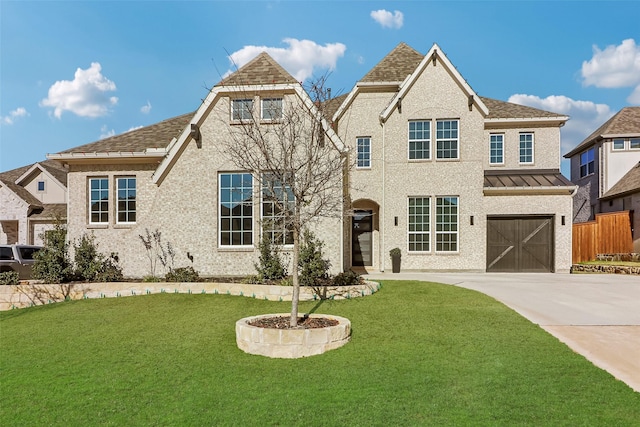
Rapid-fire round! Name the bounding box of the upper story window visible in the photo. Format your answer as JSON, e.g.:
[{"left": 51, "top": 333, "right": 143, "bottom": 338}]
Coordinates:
[
  {"left": 489, "top": 134, "right": 504, "bottom": 165},
  {"left": 37, "top": 181, "right": 45, "bottom": 192},
  {"left": 519, "top": 133, "right": 534, "bottom": 164},
  {"left": 612, "top": 139, "right": 625, "bottom": 150},
  {"left": 408, "top": 120, "right": 431, "bottom": 160},
  {"left": 631, "top": 138, "right": 640, "bottom": 149},
  {"left": 262, "top": 173, "right": 294, "bottom": 246},
  {"left": 356, "top": 137, "right": 371, "bottom": 168},
  {"left": 579, "top": 148, "right": 595, "bottom": 178},
  {"left": 219, "top": 172, "right": 253, "bottom": 247},
  {"left": 436, "top": 119, "right": 459, "bottom": 159},
  {"left": 116, "top": 177, "right": 136, "bottom": 224},
  {"left": 261, "top": 98, "right": 283, "bottom": 120},
  {"left": 89, "top": 178, "right": 109, "bottom": 224},
  {"left": 232, "top": 99, "right": 253, "bottom": 121}
]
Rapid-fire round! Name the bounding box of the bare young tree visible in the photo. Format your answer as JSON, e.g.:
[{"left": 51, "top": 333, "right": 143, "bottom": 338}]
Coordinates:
[{"left": 222, "top": 76, "right": 349, "bottom": 327}]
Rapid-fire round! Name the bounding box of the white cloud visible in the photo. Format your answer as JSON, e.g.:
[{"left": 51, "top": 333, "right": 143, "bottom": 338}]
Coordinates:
[
  {"left": 1, "top": 107, "right": 28, "bottom": 125},
  {"left": 227, "top": 38, "right": 346, "bottom": 82},
  {"left": 581, "top": 38, "right": 640, "bottom": 105},
  {"left": 40, "top": 62, "right": 118, "bottom": 118},
  {"left": 508, "top": 94, "right": 613, "bottom": 155},
  {"left": 140, "top": 101, "right": 152, "bottom": 114},
  {"left": 99, "top": 125, "right": 115, "bottom": 139},
  {"left": 370, "top": 9, "right": 404, "bottom": 29},
  {"left": 127, "top": 125, "right": 144, "bottom": 132}
]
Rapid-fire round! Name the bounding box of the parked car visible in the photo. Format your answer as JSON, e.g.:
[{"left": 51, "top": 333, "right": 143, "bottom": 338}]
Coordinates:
[{"left": 0, "top": 245, "right": 42, "bottom": 280}]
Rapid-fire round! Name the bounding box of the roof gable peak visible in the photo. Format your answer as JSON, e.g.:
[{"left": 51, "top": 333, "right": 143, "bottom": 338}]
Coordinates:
[{"left": 218, "top": 52, "right": 298, "bottom": 87}]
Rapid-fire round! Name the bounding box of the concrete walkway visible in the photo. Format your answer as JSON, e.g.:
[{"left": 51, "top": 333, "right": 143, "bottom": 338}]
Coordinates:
[{"left": 364, "top": 272, "right": 640, "bottom": 393}]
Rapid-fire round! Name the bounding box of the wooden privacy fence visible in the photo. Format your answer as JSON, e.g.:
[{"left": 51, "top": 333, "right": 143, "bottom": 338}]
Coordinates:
[{"left": 572, "top": 211, "right": 633, "bottom": 263}]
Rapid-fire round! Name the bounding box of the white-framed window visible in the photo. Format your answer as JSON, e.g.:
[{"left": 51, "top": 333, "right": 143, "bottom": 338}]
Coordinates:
[
  {"left": 408, "top": 197, "right": 430, "bottom": 252},
  {"left": 232, "top": 98, "right": 253, "bottom": 121},
  {"left": 436, "top": 119, "right": 459, "bottom": 159},
  {"left": 116, "top": 177, "right": 136, "bottom": 224},
  {"left": 261, "top": 98, "right": 283, "bottom": 120},
  {"left": 519, "top": 133, "right": 534, "bottom": 164},
  {"left": 408, "top": 120, "right": 431, "bottom": 160},
  {"left": 579, "top": 148, "right": 595, "bottom": 178},
  {"left": 261, "top": 173, "right": 294, "bottom": 246},
  {"left": 356, "top": 137, "right": 371, "bottom": 168},
  {"left": 219, "top": 172, "right": 253, "bottom": 247},
  {"left": 612, "top": 139, "right": 625, "bottom": 150},
  {"left": 631, "top": 138, "right": 640, "bottom": 149},
  {"left": 37, "top": 181, "right": 45, "bottom": 192},
  {"left": 489, "top": 134, "right": 504, "bottom": 164},
  {"left": 436, "top": 196, "right": 458, "bottom": 252},
  {"left": 89, "top": 178, "right": 109, "bottom": 224}
]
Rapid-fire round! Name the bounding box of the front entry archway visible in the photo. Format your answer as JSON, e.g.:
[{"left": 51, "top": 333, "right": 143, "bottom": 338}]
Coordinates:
[{"left": 352, "top": 210, "right": 373, "bottom": 266}]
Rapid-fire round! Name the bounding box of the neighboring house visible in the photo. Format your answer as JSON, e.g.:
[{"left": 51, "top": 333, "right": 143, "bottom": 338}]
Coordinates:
[
  {"left": 564, "top": 107, "right": 640, "bottom": 250},
  {"left": 48, "top": 43, "right": 576, "bottom": 277},
  {"left": 0, "top": 160, "right": 68, "bottom": 245}
]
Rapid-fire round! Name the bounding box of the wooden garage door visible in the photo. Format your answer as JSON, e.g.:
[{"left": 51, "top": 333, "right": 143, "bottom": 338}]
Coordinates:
[{"left": 487, "top": 217, "right": 554, "bottom": 272}]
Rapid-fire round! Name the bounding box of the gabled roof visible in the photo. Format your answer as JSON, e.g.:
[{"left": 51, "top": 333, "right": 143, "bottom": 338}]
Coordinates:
[
  {"left": 565, "top": 107, "right": 640, "bottom": 157},
  {"left": 480, "top": 97, "right": 567, "bottom": 120},
  {"left": 0, "top": 160, "right": 69, "bottom": 213},
  {"left": 53, "top": 113, "right": 193, "bottom": 157},
  {"left": 360, "top": 42, "right": 423, "bottom": 83},
  {"left": 217, "top": 52, "right": 298, "bottom": 86},
  {"left": 15, "top": 160, "right": 67, "bottom": 188},
  {"left": 601, "top": 162, "right": 640, "bottom": 200}
]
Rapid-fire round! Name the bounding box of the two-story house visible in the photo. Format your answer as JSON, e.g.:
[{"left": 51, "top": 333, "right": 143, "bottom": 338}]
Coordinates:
[
  {"left": 0, "top": 160, "right": 68, "bottom": 245},
  {"left": 565, "top": 107, "right": 640, "bottom": 250},
  {"left": 47, "top": 43, "right": 576, "bottom": 277}
]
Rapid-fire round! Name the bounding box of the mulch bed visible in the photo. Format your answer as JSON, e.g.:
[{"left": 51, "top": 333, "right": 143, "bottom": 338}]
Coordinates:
[{"left": 249, "top": 316, "right": 338, "bottom": 329}]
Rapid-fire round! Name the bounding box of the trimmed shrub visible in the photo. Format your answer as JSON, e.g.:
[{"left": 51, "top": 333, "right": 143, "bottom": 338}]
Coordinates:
[
  {"left": 254, "top": 235, "right": 287, "bottom": 282},
  {"left": 298, "top": 230, "right": 330, "bottom": 287},
  {"left": 0, "top": 271, "right": 19, "bottom": 286},
  {"left": 32, "top": 223, "right": 73, "bottom": 284},
  {"left": 165, "top": 266, "right": 200, "bottom": 282},
  {"left": 332, "top": 270, "right": 363, "bottom": 287},
  {"left": 73, "top": 233, "right": 123, "bottom": 282}
]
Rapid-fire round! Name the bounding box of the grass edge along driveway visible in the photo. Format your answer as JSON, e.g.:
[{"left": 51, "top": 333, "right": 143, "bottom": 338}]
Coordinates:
[{"left": 1, "top": 280, "right": 638, "bottom": 426}]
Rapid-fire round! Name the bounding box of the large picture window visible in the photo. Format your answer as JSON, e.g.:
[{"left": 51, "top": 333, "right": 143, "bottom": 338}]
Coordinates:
[
  {"left": 408, "top": 121, "right": 430, "bottom": 160},
  {"left": 232, "top": 99, "right": 253, "bottom": 121},
  {"left": 89, "top": 178, "right": 109, "bottom": 224},
  {"left": 436, "top": 119, "right": 459, "bottom": 159},
  {"left": 219, "top": 173, "right": 253, "bottom": 247},
  {"left": 436, "top": 196, "right": 458, "bottom": 252},
  {"left": 356, "top": 137, "right": 371, "bottom": 168},
  {"left": 408, "top": 197, "right": 430, "bottom": 252},
  {"left": 489, "top": 134, "right": 504, "bottom": 164},
  {"left": 579, "top": 148, "right": 595, "bottom": 178},
  {"left": 262, "top": 173, "right": 294, "bottom": 245},
  {"left": 519, "top": 133, "right": 534, "bottom": 164},
  {"left": 116, "top": 177, "right": 136, "bottom": 224}
]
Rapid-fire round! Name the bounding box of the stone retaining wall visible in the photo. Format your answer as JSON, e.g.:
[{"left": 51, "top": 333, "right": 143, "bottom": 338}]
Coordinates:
[
  {"left": 570, "top": 264, "right": 640, "bottom": 275},
  {"left": 0, "top": 281, "right": 381, "bottom": 311}
]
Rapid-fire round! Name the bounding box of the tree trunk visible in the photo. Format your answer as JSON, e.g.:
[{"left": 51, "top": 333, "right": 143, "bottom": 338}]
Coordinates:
[{"left": 290, "top": 227, "right": 300, "bottom": 328}]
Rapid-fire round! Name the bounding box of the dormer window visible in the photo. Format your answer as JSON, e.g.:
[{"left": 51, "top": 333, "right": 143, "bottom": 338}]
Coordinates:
[{"left": 232, "top": 99, "right": 253, "bottom": 121}]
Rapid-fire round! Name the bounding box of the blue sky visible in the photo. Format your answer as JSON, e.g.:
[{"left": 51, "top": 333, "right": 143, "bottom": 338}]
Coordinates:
[{"left": 1, "top": 1, "right": 639, "bottom": 177}]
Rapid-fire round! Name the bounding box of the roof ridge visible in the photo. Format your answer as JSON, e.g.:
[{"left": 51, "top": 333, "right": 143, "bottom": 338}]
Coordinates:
[
  {"left": 360, "top": 42, "right": 423, "bottom": 83},
  {"left": 217, "top": 52, "right": 298, "bottom": 86}
]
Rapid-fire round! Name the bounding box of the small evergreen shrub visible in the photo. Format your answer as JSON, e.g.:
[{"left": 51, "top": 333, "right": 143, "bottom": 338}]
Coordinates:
[
  {"left": 165, "top": 266, "right": 200, "bottom": 282},
  {"left": 32, "top": 223, "right": 73, "bottom": 284},
  {"left": 298, "top": 230, "right": 330, "bottom": 287},
  {"left": 73, "top": 234, "right": 123, "bottom": 282},
  {"left": 0, "top": 271, "right": 19, "bottom": 286},
  {"left": 332, "top": 270, "right": 363, "bottom": 287},
  {"left": 254, "top": 235, "right": 287, "bottom": 282}
]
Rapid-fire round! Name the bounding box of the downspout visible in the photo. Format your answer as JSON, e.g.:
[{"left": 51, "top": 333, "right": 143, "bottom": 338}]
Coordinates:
[{"left": 380, "top": 117, "right": 386, "bottom": 272}]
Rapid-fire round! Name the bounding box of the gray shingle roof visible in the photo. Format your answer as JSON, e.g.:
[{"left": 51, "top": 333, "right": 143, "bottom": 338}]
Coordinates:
[
  {"left": 480, "top": 97, "right": 567, "bottom": 120},
  {"left": 0, "top": 160, "right": 69, "bottom": 213},
  {"left": 360, "top": 42, "right": 423, "bottom": 83},
  {"left": 217, "top": 52, "right": 298, "bottom": 86},
  {"left": 601, "top": 162, "right": 640, "bottom": 199},
  {"left": 484, "top": 169, "right": 574, "bottom": 188},
  {"left": 58, "top": 112, "right": 193, "bottom": 154},
  {"left": 565, "top": 107, "right": 640, "bottom": 157}
]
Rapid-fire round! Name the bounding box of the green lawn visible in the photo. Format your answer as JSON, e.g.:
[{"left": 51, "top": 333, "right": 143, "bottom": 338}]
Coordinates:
[{"left": 1, "top": 281, "right": 638, "bottom": 426}]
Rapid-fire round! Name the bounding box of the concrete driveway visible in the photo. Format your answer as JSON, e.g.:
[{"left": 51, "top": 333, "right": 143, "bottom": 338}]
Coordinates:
[{"left": 364, "top": 272, "right": 640, "bottom": 393}]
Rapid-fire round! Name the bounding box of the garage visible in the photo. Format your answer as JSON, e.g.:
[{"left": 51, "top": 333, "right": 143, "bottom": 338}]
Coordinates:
[{"left": 486, "top": 216, "right": 554, "bottom": 272}]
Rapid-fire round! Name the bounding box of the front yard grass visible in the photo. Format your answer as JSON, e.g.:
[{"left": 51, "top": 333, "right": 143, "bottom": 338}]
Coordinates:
[{"left": 1, "top": 280, "right": 638, "bottom": 426}]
